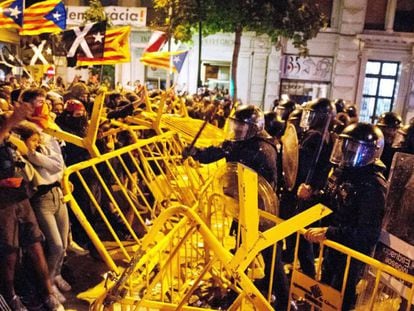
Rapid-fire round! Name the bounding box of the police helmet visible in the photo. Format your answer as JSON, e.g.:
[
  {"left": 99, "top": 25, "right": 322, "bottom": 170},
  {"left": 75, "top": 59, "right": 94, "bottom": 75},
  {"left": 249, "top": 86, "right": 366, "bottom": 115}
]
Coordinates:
[
  {"left": 344, "top": 104, "right": 358, "bottom": 119},
  {"left": 300, "top": 98, "right": 336, "bottom": 131},
  {"left": 264, "top": 111, "right": 285, "bottom": 138},
  {"left": 376, "top": 112, "right": 402, "bottom": 144},
  {"left": 376, "top": 112, "right": 402, "bottom": 129},
  {"left": 330, "top": 122, "right": 384, "bottom": 168},
  {"left": 333, "top": 98, "right": 346, "bottom": 114},
  {"left": 392, "top": 117, "right": 414, "bottom": 153},
  {"left": 225, "top": 104, "right": 265, "bottom": 141},
  {"left": 275, "top": 99, "right": 297, "bottom": 121}
]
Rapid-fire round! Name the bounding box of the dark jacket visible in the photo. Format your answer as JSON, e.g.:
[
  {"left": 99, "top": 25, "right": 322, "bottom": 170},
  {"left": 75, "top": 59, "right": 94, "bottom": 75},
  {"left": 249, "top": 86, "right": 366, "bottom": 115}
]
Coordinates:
[
  {"left": 192, "top": 135, "right": 278, "bottom": 190},
  {"left": 323, "top": 163, "right": 387, "bottom": 254}
]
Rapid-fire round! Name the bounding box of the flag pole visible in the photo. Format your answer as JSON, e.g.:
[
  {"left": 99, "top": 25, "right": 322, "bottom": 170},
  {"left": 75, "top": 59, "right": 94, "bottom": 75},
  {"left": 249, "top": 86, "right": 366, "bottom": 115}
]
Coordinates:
[{"left": 166, "top": 4, "right": 173, "bottom": 90}]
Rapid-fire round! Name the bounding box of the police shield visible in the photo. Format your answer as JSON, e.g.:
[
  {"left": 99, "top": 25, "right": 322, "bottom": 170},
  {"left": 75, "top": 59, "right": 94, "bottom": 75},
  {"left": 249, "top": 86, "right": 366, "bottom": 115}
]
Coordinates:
[
  {"left": 281, "top": 123, "right": 299, "bottom": 191},
  {"left": 212, "top": 162, "right": 279, "bottom": 230}
]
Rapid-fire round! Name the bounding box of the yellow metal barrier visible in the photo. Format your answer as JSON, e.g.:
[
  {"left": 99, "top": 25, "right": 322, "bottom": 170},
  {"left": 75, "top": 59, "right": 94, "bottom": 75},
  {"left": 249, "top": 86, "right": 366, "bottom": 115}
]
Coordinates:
[
  {"left": 62, "top": 131, "right": 219, "bottom": 274},
  {"left": 74, "top": 162, "right": 330, "bottom": 310},
  {"left": 290, "top": 232, "right": 414, "bottom": 310}
]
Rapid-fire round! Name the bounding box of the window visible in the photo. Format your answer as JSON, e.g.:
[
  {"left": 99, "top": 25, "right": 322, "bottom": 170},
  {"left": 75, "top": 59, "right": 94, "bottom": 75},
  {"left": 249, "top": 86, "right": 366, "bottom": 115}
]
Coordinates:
[
  {"left": 280, "top": 79, "right": 330, "bottom": 105},
  {"left": 316, "top": 0, "right": 333, "bottom": 27},
  {"left": 394, "top": 0, "right": 414, "bottom": 32},
  {"left": 364, "top": 0, "right": 387, "bottom": 30},
  {"left": 202, "top": 63, "right": 230, "bottom": 91},
  {"left": 360, "top": 61, "right": 400, "bottom": 123}
]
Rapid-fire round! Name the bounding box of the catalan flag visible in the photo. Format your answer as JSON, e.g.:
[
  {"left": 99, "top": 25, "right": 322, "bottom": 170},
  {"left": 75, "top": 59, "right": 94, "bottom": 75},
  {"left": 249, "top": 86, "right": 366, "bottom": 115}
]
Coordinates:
[
  {"left": 77, "top": 26, "right": 131, "bottom": 66},
  {"left": 0, "top": 0, "right": 23, "bottom": 30},
  {"left": 140, "top": 50, "right": 188, "bottom": 73},
  {"left": 20, "top": 0, "right": 66, "bottom": 36}
]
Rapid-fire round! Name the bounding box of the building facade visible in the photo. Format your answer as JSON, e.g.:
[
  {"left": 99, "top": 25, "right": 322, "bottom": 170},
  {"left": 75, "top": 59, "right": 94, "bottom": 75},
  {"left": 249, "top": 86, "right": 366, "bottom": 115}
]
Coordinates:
[{"left": 1, "top": 0, "right": 413, "bottom": 123}]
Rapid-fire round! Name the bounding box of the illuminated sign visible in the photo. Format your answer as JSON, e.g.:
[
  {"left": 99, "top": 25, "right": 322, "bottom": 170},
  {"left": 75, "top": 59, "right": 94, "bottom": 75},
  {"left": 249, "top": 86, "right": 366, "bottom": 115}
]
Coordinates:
[{"left": 66, "top": 6, "right": 146, "bottom": 28}]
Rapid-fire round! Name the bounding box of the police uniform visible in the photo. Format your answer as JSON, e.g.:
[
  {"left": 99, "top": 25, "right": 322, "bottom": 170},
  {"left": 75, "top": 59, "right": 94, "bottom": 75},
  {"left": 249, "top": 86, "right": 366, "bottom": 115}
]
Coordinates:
[
  {"left": 321, "top": 163, "right": 387, "bottom": 310},
  {"left": 187, "top": 104, "right": 289, "bottom": 310},
  {"left": 306, "top": 122, "right": 387, "bottom": 311}
]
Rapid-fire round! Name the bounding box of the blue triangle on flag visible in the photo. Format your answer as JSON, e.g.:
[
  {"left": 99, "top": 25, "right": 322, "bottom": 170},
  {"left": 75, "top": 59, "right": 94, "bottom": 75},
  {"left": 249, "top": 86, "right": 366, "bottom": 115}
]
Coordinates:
[
  {"left": 4, "top": 0, "right": 24, "bottom": 27},
  {"left": 45, "top": 1, "right": 66, "bottom": 30},
  {"left": 173, "top": 51, "right": 188, "bottom": 74}
]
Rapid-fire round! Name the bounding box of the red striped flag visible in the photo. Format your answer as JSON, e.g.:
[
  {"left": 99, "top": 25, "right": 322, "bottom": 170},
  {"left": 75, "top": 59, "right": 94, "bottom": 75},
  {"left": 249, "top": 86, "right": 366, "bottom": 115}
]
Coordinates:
[
  {"left": 143, "top": 31, "right": 167, "bottom": 53},
  {"left": 20, "top": 0, "right": 66, "bottom": 35},
  {"left": 77, "top": 26, "right": 131, "bottom": 66},
  {"left": 0, "top": 0, "right": 23, "bottom": 30}
]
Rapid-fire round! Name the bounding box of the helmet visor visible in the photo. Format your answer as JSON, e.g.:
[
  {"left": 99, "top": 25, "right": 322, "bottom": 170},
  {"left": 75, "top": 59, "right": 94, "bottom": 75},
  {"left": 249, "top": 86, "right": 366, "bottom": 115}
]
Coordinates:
[
  {"left": 299, "top": 109, "right": 313, "bottom": 130},
  {"left": 330, "top": 137, "right": 377, "bottom": 167},
  {"left": 225, "top": 118, "right": 256, "bottom": 141}
]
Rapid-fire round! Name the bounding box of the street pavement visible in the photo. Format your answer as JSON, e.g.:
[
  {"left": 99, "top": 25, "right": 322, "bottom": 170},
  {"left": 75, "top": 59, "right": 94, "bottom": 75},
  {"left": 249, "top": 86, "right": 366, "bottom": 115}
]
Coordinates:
[{"left": 61, "top": 250, "right": 108, "bottom": 311}]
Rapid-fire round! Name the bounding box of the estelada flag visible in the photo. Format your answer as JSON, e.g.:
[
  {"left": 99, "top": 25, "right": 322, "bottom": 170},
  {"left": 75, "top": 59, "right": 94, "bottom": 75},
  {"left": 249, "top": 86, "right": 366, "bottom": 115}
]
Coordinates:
[
  {"left": 0, "top": 0, "right": 23, "bottom": 30},
  {"left": 140, "top": 50, "right": 188, "bottom": 73},
  {"left": 20, "top": 0, "right": 66, "bottom": 35},
  {"left": 77, "top": 26, "right": 131, "bottom": 66}
]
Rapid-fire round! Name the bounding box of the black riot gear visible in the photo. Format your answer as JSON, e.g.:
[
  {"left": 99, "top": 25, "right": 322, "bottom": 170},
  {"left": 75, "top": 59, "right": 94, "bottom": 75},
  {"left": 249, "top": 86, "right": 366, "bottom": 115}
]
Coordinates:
[
  {"left": 286, "top": 106, "right": 303, "bottom": 135},
  {"left": 330, "top": 123, "right": 384, "bottom": 168},
  {"left": 377, "top": 111, "right": 402, "bottom": 129},
  {"left": 186, "top": 104, "right": 289, "bottom": 309},
  {"left": 333, "top": 98, "right": 346, "bottom": 114},
  {"left": 264, "top": 111, "right": 285, "bottom": 139},
  {"left": 376, "top": 111, "right": 402, "bottom": 145},
  {"left": 300, "top": 98, "right": 336, "bottom": 132},
  {"left": 376, "top": 112, "right": 402, "bottom": 178},
  {"left": 225, "top": 104, "right": 265, "bottom": 141},
  {"left": 392, "top": 117, "right": 414, "bottom": 154},
  {"left": 275, "top": 99, "right": 297, "bottom": 121}
]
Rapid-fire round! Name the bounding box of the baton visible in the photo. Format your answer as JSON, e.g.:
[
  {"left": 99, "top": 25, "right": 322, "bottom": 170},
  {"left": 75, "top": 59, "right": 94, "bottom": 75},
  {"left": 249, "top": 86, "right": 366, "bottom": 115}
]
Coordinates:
[
  {"left": 304, "top": 116, "right": 331, "bottom": 184},
  {"left": 185, "top": 105, "right": 218, "bottom": 155}
]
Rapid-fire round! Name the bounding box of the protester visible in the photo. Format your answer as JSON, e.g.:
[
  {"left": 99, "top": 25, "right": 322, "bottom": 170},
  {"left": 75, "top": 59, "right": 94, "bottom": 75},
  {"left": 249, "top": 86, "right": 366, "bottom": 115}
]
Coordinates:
[
  {"left": 0, "top": 89, "right": 64, "bottom": 311},
  {"left": 14, "top": 123, "right": 71, "bottom": 304}
]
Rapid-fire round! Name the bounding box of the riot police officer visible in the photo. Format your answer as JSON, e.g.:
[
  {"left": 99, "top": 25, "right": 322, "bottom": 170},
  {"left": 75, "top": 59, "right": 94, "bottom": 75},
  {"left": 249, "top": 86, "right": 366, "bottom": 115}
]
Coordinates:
[
  {"left": 333, "top": 98, "right": 346, "bottom": 114},
  {"left": 294, "top": 98, "right": 336, "bottom": 277},
  {"left": 275, "top": 99, "right": 298, "bottom": 122},
  {"left": 183, "top": 104, "right": 289, "bottom": 310},
  {"left": 303, "top": 122, "right": 387, "bottom": 311},
  {"left": 392, "top": 117, "right": 414, "bottom": 154},
  {"left": 376, "top": 111, "right": 402, "bottom": 178},
  {"left": 264, "top": 111, "right": 285, "bottom": 141}
]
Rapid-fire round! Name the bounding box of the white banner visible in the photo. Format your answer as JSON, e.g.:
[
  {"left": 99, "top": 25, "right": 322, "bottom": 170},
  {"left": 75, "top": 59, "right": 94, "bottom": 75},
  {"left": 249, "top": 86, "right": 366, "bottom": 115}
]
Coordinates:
[
  {"left": 66, "top": 6, "right": 146, "bottom": 28},
  {"left": 281, "top": 54, "right": 333, "bottom": 82}
]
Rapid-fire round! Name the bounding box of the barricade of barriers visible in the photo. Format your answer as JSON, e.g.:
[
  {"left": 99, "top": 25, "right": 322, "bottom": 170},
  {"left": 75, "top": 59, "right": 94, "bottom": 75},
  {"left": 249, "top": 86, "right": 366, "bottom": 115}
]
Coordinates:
[{"left": 53, "top": 91, "right": 414, "bottom": 310}]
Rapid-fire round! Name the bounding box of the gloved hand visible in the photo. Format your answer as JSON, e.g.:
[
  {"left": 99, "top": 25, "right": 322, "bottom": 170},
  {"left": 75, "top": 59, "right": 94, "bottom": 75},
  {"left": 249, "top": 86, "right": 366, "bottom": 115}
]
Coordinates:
[
  {"left": 182, "top": 146, "right": 196, "bottom": 160},
  {"left": 297, "top": 183, "right": 313, "bottom": 200}
]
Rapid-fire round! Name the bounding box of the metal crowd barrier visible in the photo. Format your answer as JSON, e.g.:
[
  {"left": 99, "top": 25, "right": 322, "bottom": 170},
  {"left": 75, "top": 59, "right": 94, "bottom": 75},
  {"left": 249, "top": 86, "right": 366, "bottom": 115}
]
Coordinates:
[
  {"left": 290, "top": 232, "right": 414, "bottom": 310},
  {"left": 57, "top": 91, "right": 414, "bottom": 310},
  {"left": 62, "top": 140, "right": 329, "bottom": 310},
  {"left": 87, "top": 162, "right": 329, "bottom": 311},
  {"left": 61, "top": 131, "right": 219, "bottom": 274}
]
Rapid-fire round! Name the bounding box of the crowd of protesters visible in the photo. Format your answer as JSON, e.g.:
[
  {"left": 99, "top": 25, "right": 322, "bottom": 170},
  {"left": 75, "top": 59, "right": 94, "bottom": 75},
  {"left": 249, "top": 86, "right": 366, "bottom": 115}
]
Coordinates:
[{"left": 1, "top": 70, "right": 414, "bottom": 311}]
